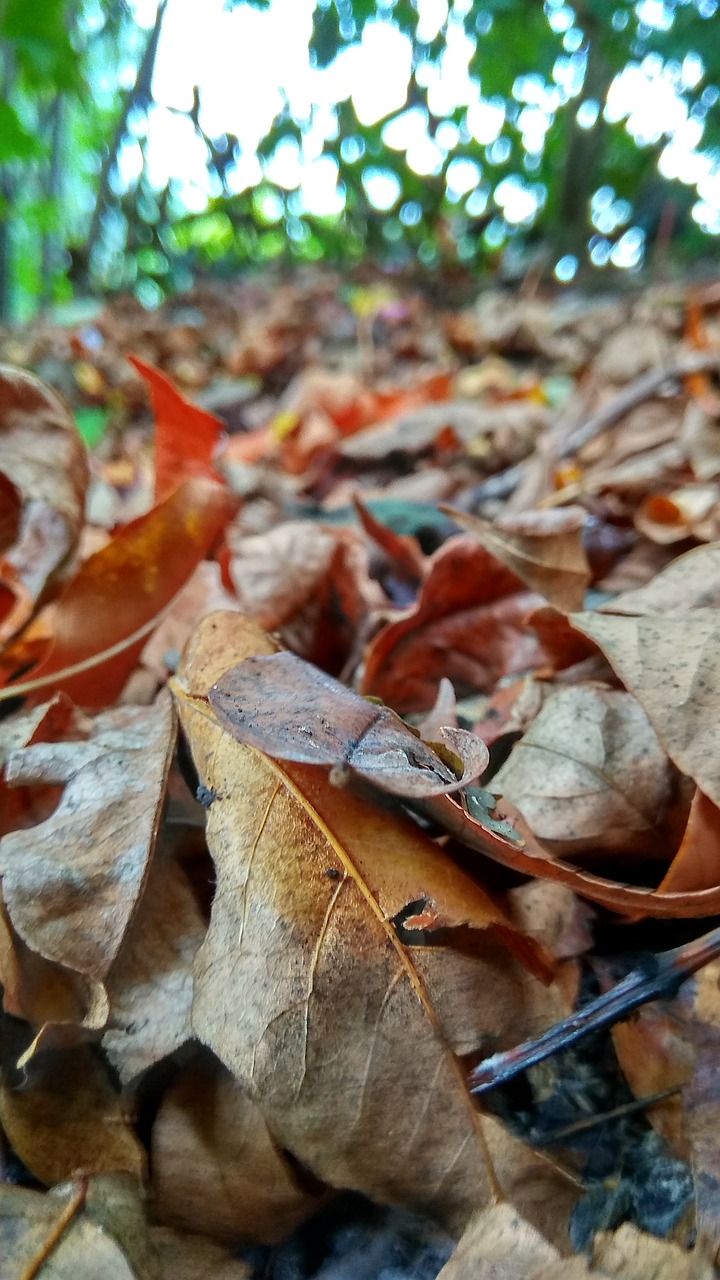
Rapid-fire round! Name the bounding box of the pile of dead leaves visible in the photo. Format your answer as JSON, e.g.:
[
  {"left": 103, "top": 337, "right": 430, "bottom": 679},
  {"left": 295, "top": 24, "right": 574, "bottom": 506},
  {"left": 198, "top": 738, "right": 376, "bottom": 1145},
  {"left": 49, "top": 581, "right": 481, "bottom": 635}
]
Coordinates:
[{"left": 3, "top": 273, "right": 720, "bottom": 1278}]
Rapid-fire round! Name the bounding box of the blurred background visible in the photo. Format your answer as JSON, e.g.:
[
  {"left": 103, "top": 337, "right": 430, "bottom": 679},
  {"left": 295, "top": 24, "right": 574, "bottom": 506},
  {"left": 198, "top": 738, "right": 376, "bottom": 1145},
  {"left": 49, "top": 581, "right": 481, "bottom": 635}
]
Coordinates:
[{"left": 2, "top": 0, "right": 720, "bottom": 322}]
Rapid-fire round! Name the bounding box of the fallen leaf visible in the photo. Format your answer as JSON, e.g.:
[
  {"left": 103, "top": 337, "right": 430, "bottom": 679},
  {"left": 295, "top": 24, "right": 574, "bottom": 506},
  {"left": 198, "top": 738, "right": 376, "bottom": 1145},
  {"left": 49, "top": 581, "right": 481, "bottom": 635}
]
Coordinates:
[
  {"left": 151, "top": 1053, "right": 326, "bottom": 1243},
  {"left": 176, "top": 612, "right": 567, "bottom": 1227},
  {"left": 129, "top": 354, "right": 225, "bottom": 502},
  {"left": 657, "top": 789, "right": 720, "bottom": 895},
  {"left": 340, "top": 400, "right": 549, "bottom": 461},
  {"left": 0, "top": 693, "right": 175, "bottom": 1048},
  {"left": 1, "top": 477, "right": 235, "bottom": 708},
  {"left": 362, "top": 536, "right": 551, "bottom": 713},
  {"left": 352, "top": 491, "right": 426, "bottom": 580},
  {"left": 208, "top": 649, "right": 489, "bottom": 799},
  {"left": 102, "top": 841, "right": 207, "bottom": 1087},
  {"left": 600, "top": 542, "right": 720, "bottom": 615},
  {"left": 443, "top": 505, "right": 591, "bottom": 612},
  {"left": 491, "top": 685, "right": 674, "bottom": 857},
  {"left": 151, "top": 1228, "right": 251, "bottom": 1280},
  {"left": 567, "top": 609, "right": 720, "bottom": 812},
  {"left": 0, "top": 1037, "right": 145, "bottom": 1185},
  {"left": 0, "top": 1174, "right": 156, "bottom": 1280},
  {"left": 140, "top": 559, "right": 240, "bottom": 681},
  {"left": 635, "top": 485, "right": 720, "bottom": 544},
  {"left": 0, "top": 365, "right": 89, "bottom": 644}
]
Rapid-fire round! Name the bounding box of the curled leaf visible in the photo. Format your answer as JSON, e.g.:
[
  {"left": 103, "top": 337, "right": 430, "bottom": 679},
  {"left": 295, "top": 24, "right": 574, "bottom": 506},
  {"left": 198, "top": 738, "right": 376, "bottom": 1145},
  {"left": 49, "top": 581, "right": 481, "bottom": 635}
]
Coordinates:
[{"left": 208, "top": 649, "right": 489, "bottom": 799}]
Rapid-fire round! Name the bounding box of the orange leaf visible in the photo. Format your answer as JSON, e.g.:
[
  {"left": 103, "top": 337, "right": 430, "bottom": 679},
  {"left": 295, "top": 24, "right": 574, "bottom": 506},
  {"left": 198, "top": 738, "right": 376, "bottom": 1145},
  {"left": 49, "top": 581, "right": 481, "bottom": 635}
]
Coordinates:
[
  {"left": 2, "top": 478, "right": 236, "bottom": 709},
  {"left": 128, "top": 355, "right": 226, "bottom": 502}
]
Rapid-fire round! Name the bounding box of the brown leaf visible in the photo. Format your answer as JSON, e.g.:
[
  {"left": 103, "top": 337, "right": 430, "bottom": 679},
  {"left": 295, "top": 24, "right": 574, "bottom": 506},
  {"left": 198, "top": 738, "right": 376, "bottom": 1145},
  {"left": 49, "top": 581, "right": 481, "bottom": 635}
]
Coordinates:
[
  {"left": 362, "top": 536, "right": 550, "bottom": 714},
  {"left": 340, "top": 400, "right": 549, "bottom": 460},
  {"left": 176, "top": 612, "right": 566, "bottom": 1226},
  {"left": 0, "top": 365, "right": 89, "bottom": 646},
  {"left": 102, "top": 844, "right": 207, "bottom": 1087},
  {"left": 443, "top": 506, "right": 591, "bottom": 612},
  {"left": 491, "top": 685, "right": 674, "bottom": 857},
  {"left": 567, "top": 610, "right": 720, "bottom": 812},
  {"left": 657, "top": 789, "right": 720, "bottom": 896},
  {"left": 0, "top": 694, "right": 175, "bottom": 1046},
  {"left": 0, "top": 1038, "right": 145, "bottom": 1185},
  {"left": 151, "top": 1054, "right": 326, "bottom": 1244},
  {"left": 438, "top": 1206, "right": 714, "bottom": 1280},
  {"left": 0, "top": 1174, "right": 156, "bottom": 1280},
  {"left": 600, "top": 541, "right": 720, "bottom": 615},
  {"left": 151, "top": 1228, "right": 251, "bottom": 1280},
  {"left": 1, "top": 477, "right": 235, "bottom": 709},
  {"left": 208, "top": 649, "right": 489, "bottom": 799},
  {"left": 224, "top": 517, "right": 384, "bottom": 673}
]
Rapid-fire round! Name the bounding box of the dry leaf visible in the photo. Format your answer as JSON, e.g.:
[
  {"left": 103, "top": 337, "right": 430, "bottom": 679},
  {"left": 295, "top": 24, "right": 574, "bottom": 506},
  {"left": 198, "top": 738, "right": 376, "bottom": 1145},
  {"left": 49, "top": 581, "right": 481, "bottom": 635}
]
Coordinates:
[
  {"left": 492, "top": 685, "right": 674, "bottom": 857},
  {"left": 176, "top": 611, "right": 569, "bottom": 1228},
  {"left": 340, "top": 400, "right": 549, "bottom": 460},
  {"left": 102, "top": 843, "right": 207, "bottom": 1086},
  {"left": 568, "top": 610, "right": 720, "bottom": 812},
  {"left": 128, "top": 354, "right": 225, "bottom": 502},
  {"left": 443, "top": 506, "right": 591, "bottom": 612},
  {"left": 362, "top": 536, "right": 550, "bottom": 714},
  {"left": 209, "top": 649, "right": 489, "bottom": 799},
  {"left": 0, "top": 693, "right": 175, "bottom": 1047},
  {"left": 151, "top": 1228, "right": 251, "bottom": 1280},
  {"left": 600, "top": 542, "right": 720, "bottom": 615},
  {"left": 0, "top": 1174, "right": 156, "bottom": 1280},
  {"left": 0, "top": 1038, "right": 145, "bottom": 1185},
  {"left": 151, "top": 1054, "right": 326, "bottom": 1243},
  {"left": 1, "top": 477, "right": 235, "bottom": 708},
  {"left": 0, "top": 365, "right": 89, "bottom": 645}
]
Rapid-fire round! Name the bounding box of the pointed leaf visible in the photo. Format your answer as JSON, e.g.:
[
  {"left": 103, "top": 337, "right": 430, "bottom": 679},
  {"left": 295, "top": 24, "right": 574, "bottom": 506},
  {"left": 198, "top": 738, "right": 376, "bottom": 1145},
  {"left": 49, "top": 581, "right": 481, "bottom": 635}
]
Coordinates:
[{"left": 129, "top": 355, "right": 225, "bottom": 503}]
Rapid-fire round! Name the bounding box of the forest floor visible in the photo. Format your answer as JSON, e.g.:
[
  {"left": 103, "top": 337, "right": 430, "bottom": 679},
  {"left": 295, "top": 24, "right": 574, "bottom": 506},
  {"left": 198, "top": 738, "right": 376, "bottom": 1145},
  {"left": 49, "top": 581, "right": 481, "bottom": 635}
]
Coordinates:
[{"left": 3, "top": 268, "right": 720, "bottom": 1278}]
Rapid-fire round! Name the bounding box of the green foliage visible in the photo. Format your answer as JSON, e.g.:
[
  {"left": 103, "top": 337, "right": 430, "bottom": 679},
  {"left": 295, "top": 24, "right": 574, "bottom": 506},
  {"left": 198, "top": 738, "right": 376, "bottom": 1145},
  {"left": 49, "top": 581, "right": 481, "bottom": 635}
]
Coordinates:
[{"left": 1, "top": 0, "right": 720, "bottom": 321}]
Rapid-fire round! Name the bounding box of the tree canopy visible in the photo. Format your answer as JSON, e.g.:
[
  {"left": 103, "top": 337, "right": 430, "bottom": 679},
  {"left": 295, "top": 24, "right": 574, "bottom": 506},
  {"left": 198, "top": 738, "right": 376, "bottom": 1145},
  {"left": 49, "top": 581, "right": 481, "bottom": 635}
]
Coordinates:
[{"left": 1, "top": 0, "right": 719, "bottom": 320}]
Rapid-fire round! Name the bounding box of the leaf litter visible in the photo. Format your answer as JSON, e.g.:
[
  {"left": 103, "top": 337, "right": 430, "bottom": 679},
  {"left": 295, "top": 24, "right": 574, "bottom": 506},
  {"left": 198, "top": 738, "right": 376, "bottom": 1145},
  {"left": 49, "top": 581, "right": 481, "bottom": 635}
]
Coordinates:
[{"left": 4, "top": 273, "right": 720, "bottom": 1275}]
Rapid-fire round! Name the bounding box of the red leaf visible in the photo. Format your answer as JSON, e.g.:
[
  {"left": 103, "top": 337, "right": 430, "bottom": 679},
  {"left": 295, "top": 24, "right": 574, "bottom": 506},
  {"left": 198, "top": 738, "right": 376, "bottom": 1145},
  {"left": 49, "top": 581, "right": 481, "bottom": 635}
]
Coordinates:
[
  {"left": 3, "top": 478, "right": 236, "bottom": 709},
  {"left": 128, "top": 355, "right": 226, "bottom": 502}
]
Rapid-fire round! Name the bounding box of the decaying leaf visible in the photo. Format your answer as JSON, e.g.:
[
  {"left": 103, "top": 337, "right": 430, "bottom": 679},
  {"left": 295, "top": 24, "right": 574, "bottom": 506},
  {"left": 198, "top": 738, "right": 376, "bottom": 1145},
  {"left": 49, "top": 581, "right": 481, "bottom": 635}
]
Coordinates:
[
  {"left": 362, "top": 535, "right": 551, "bottom": 713},
  {"left": 151, "top": 1228, "right": 251, "bottom": 1280},
  {"left": 0, "top": 693, "right": 175, "bottom": 1047},
  {"left": 0, "top": 1174, "right": 156, "bottom": 1280},
  {"left": 151, "top": 1054, "right": 326, "bottom": 1243},
  {"left": 209, "top": 649, "right": 489, "bottom": 798},
  {"left": 0, "top": 1039, "right": 145, "bottom": 1185},
  {"left": 175, "top": 611, "right": 573, "bottom": 1228},
  {"left": 568, "top": 610, "right": 720, "bottom": 812},
  {"left": 600, "top": 541, "right": 720, "bottom": 615},
  {"left": 437, "top": 1204, "right": 715, "bottom": 1280},
  {"left": 492, "top": 685, "right": 674, "bottom": 857},
  {"left": 102, "top": 843, "right": 207, "bottom": 1087},
  {"left": 0, "top": 365, "right": 89, "bottom": 645},
  {"left": 0, "top": 477, "right": 235, "bottom": 708},
  {"left": 443, "top": 505, "right": 591, "bottom": 612}
]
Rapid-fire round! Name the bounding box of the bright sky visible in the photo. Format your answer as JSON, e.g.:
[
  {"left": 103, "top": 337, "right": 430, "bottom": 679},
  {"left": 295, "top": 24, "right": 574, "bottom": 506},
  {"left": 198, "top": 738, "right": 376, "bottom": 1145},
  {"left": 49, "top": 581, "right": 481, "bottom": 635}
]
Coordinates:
[{"left": 122, "top": 0, "right": 720, "bottom": 278}]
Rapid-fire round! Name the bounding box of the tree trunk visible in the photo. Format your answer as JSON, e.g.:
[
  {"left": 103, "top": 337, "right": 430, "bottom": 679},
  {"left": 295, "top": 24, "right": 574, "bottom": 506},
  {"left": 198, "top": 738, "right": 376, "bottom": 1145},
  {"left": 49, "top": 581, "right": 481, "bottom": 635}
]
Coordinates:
[
  {"left": 84, "top": 0, "right": 168, "bottom": 279},
  {"left": 557, "top": 12, "right": 615, "bottom": 260}
]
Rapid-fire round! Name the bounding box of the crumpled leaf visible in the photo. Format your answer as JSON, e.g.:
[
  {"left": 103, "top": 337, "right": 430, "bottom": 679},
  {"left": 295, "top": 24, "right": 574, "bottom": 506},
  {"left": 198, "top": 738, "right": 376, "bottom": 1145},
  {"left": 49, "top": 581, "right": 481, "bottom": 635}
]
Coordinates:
[
  {"left": 443, "top": 505, "right": 591, "bottom": 612},
  {"left": 567, "top": 609, "right": 720, "bottom": 813},
  {"left": 0, "top": 1174, "right": 156, "bottom": 1280},
  {"left": 492, "top": 685, "right": 674, "bottom": 857},
  {"left": 151, "top": 1054, "right": 326, "bottom": 1244},
  {"left": 128, "top": 354, "right": 226, "bottom": 503},
  {"left": 175, "top": 611, "right": 571, "bottom": 1228},
  {"left": 209, "top": 649, "right": 489, "bottom": 799},
  {"left": 0, "top": 1037, "right": 145, "bottom": 1186},
  {"left": 362, "top": 536, "right": 551, "bottom": 713},
  {"left": 223, "top": 517, "right": 385, "bottom": 674},
  {"left": 437, "top": 1204, "right": 715, "bottom": 1280},
  {"left": 0, "top": 693, "right": 175, "bottom": 1049},
  {"left": 0, "top": 365, "right": 89, "bottom": 644},
  {"left": 1, "top": 476, "right": 235, "bottom": 708}
]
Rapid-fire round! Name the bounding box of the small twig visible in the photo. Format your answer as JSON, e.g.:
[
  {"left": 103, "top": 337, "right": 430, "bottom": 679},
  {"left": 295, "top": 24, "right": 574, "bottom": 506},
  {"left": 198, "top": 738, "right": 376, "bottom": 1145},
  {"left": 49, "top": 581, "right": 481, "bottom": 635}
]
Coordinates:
[
  {"left": 20, "top": 1174, "right": 88, "bottom": 1280},
  {"left": 559, "top": 351, "right": 720, "bottom": 459},
  {"left": 532, "top": 1085, "right": 682, "bottom": 1147},
  {"left": 470, "top": 924, "right": 720, "bottom": 1095}
]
